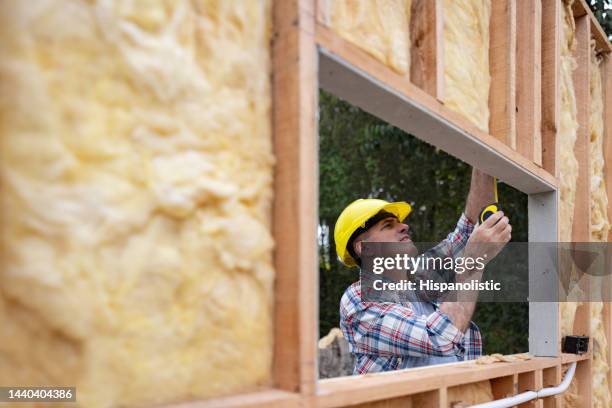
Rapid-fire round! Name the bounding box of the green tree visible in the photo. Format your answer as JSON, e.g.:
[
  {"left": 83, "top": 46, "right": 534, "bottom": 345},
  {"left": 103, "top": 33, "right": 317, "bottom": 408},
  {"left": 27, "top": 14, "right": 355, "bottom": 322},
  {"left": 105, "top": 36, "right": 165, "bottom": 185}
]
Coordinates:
[{"left": 589, "top": 0, "right": 612, "bottom": 40}]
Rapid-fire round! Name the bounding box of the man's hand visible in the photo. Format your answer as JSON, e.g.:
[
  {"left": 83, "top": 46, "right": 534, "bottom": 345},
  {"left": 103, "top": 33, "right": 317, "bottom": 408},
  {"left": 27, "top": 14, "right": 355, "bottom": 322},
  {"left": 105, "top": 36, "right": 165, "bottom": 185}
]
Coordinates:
[
  {"left": 464, "top": 210, "right": 512, "bottom": 264},
  {"left": 439, "top": 211, "right": 511, "bottom": 333}
]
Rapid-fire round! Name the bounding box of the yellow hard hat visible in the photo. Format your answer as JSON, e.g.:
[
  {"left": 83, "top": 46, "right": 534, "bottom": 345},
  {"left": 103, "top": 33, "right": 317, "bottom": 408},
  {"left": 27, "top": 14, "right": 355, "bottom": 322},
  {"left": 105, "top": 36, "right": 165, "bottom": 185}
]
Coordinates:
[{"left": 334, "top": 198, "right": 412, "bottom": 267}]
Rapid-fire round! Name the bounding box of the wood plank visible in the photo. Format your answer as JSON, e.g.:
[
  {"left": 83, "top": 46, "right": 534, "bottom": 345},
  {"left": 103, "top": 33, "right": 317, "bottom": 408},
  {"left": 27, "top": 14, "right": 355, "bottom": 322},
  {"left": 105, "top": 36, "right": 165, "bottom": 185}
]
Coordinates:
[
  {"left": 410, "top": 0, "right": 444, "bottom": 99},
  {"left": 353, "top": 395, "right": 413, "bottom": 408},
  {"left": 542, "top": 365, "right": 562, "bottom": 408},
  {"left": 438, "top": 387, "right": 448, "bottom": 408},
  {"left": 560, "top": 352, "right": 592, "bottom": 364},
  {"left": 489, "top": 0, "right": 517, "bottom": 148},
  {"left": 316, "top": 0, "right": 330, "bottom": 26},
  {"left": 316, "top": 353, "right": 590, "bottom": 408},
  {"left": 570, "top": 16, "right": 592, "bottom": 408},
  {"left": 318, "top": 357, "right": 568, "bottom": 408},
  {"left": 411, "top": 390, "right": 440, "bottom": 408},
  {"left": 571, "top": 15, "right": 592, "bottom": 244},
  {"left": 490, "top": 374, "right": 516, "bottom": 400},
  {"left": 516, "top": 0, "right": 542, "bottom": 165},
  {"left": 161, "top": 390, "right": 301, "bottom": 408},
  {"left": 575, "top": 360, "right": 592, "bottom": 408},
  {"left": 604, "top": 55, "right": 612, "bottom": 239},
  {"left": 316, "top": 24, "right": 558, "bottom": 194},
  {"left": 541, "top": 0, "right": 561, "bottom": 177},
  {"left": 272, "top": 0, "right": 318, "bottom": 395},
  {"left": 603, "top": 53, "right": 612, "bottom": 398},
  {"left": 518, "top": 370, "right": 543, "bottom": 408}
]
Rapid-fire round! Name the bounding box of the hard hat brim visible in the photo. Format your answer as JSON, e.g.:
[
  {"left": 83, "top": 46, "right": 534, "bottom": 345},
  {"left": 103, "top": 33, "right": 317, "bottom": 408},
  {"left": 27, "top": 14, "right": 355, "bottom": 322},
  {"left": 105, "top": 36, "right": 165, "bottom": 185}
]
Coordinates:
[{"left": 340, "top": 201, "right": 412, "bottom": 267}]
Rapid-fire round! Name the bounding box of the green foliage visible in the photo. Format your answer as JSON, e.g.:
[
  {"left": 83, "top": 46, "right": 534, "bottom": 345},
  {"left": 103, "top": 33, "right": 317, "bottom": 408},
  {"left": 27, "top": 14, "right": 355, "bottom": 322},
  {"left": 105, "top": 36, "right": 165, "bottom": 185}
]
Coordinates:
[
  {"left": 588, "top": 0, "right": 612, "bottom": 41},
  {"left": 318, "top": 89, "right": 528, "bottom": 354}
]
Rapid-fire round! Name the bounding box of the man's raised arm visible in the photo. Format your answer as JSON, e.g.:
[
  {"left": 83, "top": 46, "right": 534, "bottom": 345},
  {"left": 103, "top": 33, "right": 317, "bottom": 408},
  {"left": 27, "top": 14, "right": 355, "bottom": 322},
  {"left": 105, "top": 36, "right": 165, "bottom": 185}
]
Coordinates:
[{"left": 464, "top": 168, "right": 497, "bottom": 224}]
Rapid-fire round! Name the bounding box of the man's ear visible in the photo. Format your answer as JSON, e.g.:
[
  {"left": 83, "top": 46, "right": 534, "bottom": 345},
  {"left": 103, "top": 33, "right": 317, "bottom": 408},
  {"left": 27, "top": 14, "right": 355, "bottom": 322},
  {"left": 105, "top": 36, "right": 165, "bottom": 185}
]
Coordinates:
[{"left": 354, "top": 240, "right": 362, "bottom": 257}]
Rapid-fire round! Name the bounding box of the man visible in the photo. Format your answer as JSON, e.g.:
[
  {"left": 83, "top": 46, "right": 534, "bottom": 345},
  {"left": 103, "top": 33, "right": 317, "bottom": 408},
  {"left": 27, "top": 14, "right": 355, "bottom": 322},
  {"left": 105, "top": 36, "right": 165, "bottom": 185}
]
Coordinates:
[{"left": 334, "top": 169, "right": 511, "bottom": 374}]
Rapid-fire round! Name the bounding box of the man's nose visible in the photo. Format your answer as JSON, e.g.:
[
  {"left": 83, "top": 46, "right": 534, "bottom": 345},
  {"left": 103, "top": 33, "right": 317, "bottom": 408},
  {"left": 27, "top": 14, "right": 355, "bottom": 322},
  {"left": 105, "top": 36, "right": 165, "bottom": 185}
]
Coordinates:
[{"left": 398, "top": 223, "right": 409, "bottom": 235}]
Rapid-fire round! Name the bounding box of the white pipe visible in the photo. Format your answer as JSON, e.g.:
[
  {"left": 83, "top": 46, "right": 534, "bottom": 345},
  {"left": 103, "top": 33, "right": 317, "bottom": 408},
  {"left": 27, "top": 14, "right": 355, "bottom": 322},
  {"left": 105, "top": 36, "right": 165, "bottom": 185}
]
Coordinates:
[
  {"left": 537, "top": 361, "right": 576, "bottom": 397},
  {"left": 468, "top": 361, "right": 577, "bottom": 408}
]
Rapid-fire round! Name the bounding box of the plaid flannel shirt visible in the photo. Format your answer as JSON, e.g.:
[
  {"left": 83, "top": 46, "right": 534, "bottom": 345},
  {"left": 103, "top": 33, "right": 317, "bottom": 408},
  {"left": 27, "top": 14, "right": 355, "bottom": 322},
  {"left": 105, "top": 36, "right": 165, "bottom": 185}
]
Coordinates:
[{"left": 339, "top": 213, "right": 483, "bottom": 374}]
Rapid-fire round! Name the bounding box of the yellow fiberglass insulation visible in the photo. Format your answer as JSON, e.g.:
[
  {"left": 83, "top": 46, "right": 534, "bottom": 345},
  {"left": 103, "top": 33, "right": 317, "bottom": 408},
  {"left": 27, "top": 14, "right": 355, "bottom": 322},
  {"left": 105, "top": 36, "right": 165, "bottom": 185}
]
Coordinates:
[
  {"left": 559, "top": 0, "right": 579, "bottom": 245},
  {"left": 447, "top": 381, "right": 494, "bottom": 407},
  {"left": 443, "top": 0, "right": 491, "bottom": 132},
  {"left": 558, "top": 0, "right": 580, "bottom": 350},
  {"left": 591, "top": 302, "right": 612, "bottom": 407},
  {"left": 329, "top": 0, "right": 411, "bottom": 75},
  {"left": 590, "top": 48, "right": 610, "bottom": 243},
  {"left": 0, "top": 1, "right": 274, "bottom": 407},
  {"left": 589, "top": 44, "right": 611, "bottom": 408},
  {"left": 440, "top": 1, "right": 494, "bottom": 403}
]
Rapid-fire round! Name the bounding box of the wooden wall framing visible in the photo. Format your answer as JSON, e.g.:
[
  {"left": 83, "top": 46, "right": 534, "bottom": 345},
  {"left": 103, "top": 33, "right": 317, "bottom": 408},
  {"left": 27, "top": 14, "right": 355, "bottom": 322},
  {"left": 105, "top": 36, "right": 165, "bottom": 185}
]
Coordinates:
[{"left": 177, "top": 0, "right": 612, "bottom": 407}]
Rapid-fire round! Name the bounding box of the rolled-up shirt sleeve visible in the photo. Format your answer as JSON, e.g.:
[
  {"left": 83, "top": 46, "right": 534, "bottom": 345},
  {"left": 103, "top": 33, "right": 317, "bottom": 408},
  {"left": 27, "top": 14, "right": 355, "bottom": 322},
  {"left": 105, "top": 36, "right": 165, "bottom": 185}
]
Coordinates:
[
  {"left": 435, "top": 213, "right": 475, "bottom": 257},
  {"left": 408, "top": 213, "right": 475, "bottom": 302}
]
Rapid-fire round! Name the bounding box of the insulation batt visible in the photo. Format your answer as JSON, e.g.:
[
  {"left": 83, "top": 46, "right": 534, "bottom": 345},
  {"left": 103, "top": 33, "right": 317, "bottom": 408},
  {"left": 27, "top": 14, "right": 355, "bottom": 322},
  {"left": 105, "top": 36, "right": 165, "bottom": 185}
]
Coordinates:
[
  {"left": 589, "top": 47, "right": 610, "bottom": 242},
  {"left": 558, "top": 0, "right": 579, "bottom": 245},
  {"left": 329, "top": 0, "right": 412, "bottom": 75},
  {"left": 0, "top": 1, "right": 274, "bottom": 407},
  {"left": 443, "top": 0, "right": 491, "bottom": 131},
  {"left": 589, "top": 43, "right": 611, "bottom": 408},
  {"left": 447, "top": 381, "right": 494, "bottom": 407}
]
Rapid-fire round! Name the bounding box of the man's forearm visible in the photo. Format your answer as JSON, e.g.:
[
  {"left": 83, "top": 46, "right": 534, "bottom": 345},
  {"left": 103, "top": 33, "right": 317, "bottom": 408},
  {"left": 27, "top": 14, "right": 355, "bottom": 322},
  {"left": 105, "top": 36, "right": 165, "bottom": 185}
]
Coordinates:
[
  {"left": 464, "top": 168, "right": 496, "bottom": 224},
  {"left": 438, "top": 269, "right": 483, "bottom": 333},
  {"left": 438, "top": 301, "right": 476, "bottom": 333}
]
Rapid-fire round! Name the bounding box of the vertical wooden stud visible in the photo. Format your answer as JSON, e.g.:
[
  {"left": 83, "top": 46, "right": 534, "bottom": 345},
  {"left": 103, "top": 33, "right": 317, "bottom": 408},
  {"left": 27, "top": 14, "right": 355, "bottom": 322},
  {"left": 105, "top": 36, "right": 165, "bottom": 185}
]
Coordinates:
[
  {"left": 316, "top": 0, "right": 331, "bottom": 25},
  {"left": 410, "top": 0, "right": 444, "bottom": 100},
  {"left": 571, "top": 15, "right": 591, "bottom": 244},
  {"left": 411, "top": 390, "right": 440, "bottom": 408},
  {"left": 491, "top": 375, "right": 516, "bottom": 400},
  {"left": 570, "top": 15, "right": 592, "bottom": 408},
  {"left": 272, "top": 0, "right": 318, "bottom": 395},
  {"left": 516, "top": 0, "right": 542, "bottom": 165},
  {"left": 518, "top": 370, "right": 543, "bottom": 408},
  {"left": 603, "top": 53, "right": 612, "bottom": 227},
  {"left": 541, "top": 0, "right": 562, "bottom": 177},
  {"left": 542, "top": 365, "right": 563, "bottom": 408},
  {"left": 489, "top": 0, "right": 517, "bottom": 148},
  {"left": 603, "top": 54, "right": 612, "bottom": 396}
]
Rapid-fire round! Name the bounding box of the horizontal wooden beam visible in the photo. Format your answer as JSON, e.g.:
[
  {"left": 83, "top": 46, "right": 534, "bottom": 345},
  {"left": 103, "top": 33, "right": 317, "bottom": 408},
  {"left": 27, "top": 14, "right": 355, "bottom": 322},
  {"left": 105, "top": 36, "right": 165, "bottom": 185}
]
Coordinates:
[
  {"left": 161, "top": 390, "right": 301, "bottom": 408},
  {"left": 317, "top": 355, "right": 589, "bottom": 408},
  {"left": 316, "top": 24, "right": 557, "bottom": 194}
]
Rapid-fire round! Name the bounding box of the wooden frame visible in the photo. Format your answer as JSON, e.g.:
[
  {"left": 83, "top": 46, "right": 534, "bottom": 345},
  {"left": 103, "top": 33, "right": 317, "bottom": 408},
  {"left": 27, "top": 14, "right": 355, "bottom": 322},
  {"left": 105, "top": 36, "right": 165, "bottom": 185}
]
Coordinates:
[{"left": 190, "top": 0, "right": 612, "bottom": 406}]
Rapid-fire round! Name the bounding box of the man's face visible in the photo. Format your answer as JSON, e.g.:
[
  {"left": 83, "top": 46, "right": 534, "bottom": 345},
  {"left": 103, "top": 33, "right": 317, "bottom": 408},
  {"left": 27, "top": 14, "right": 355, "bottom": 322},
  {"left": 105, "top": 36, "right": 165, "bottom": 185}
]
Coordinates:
[{"left": 353, "top": 216, "right": 418, "bottom": 257}]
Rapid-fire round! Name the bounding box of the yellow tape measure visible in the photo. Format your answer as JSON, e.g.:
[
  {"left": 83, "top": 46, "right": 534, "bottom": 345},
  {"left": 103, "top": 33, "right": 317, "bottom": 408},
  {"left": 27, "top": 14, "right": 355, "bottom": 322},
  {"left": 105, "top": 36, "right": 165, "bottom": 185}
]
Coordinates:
[{"left": 478, "top": 177, "right": 501, "bottom": 224}]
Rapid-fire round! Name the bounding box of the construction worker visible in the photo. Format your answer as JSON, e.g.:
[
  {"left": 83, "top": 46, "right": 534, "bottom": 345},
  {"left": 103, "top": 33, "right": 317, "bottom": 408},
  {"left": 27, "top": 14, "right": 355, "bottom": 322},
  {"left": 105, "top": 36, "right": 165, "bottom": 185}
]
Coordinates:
[{"left": 334, "top": 169, "right": 511, "bottom": 373}]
